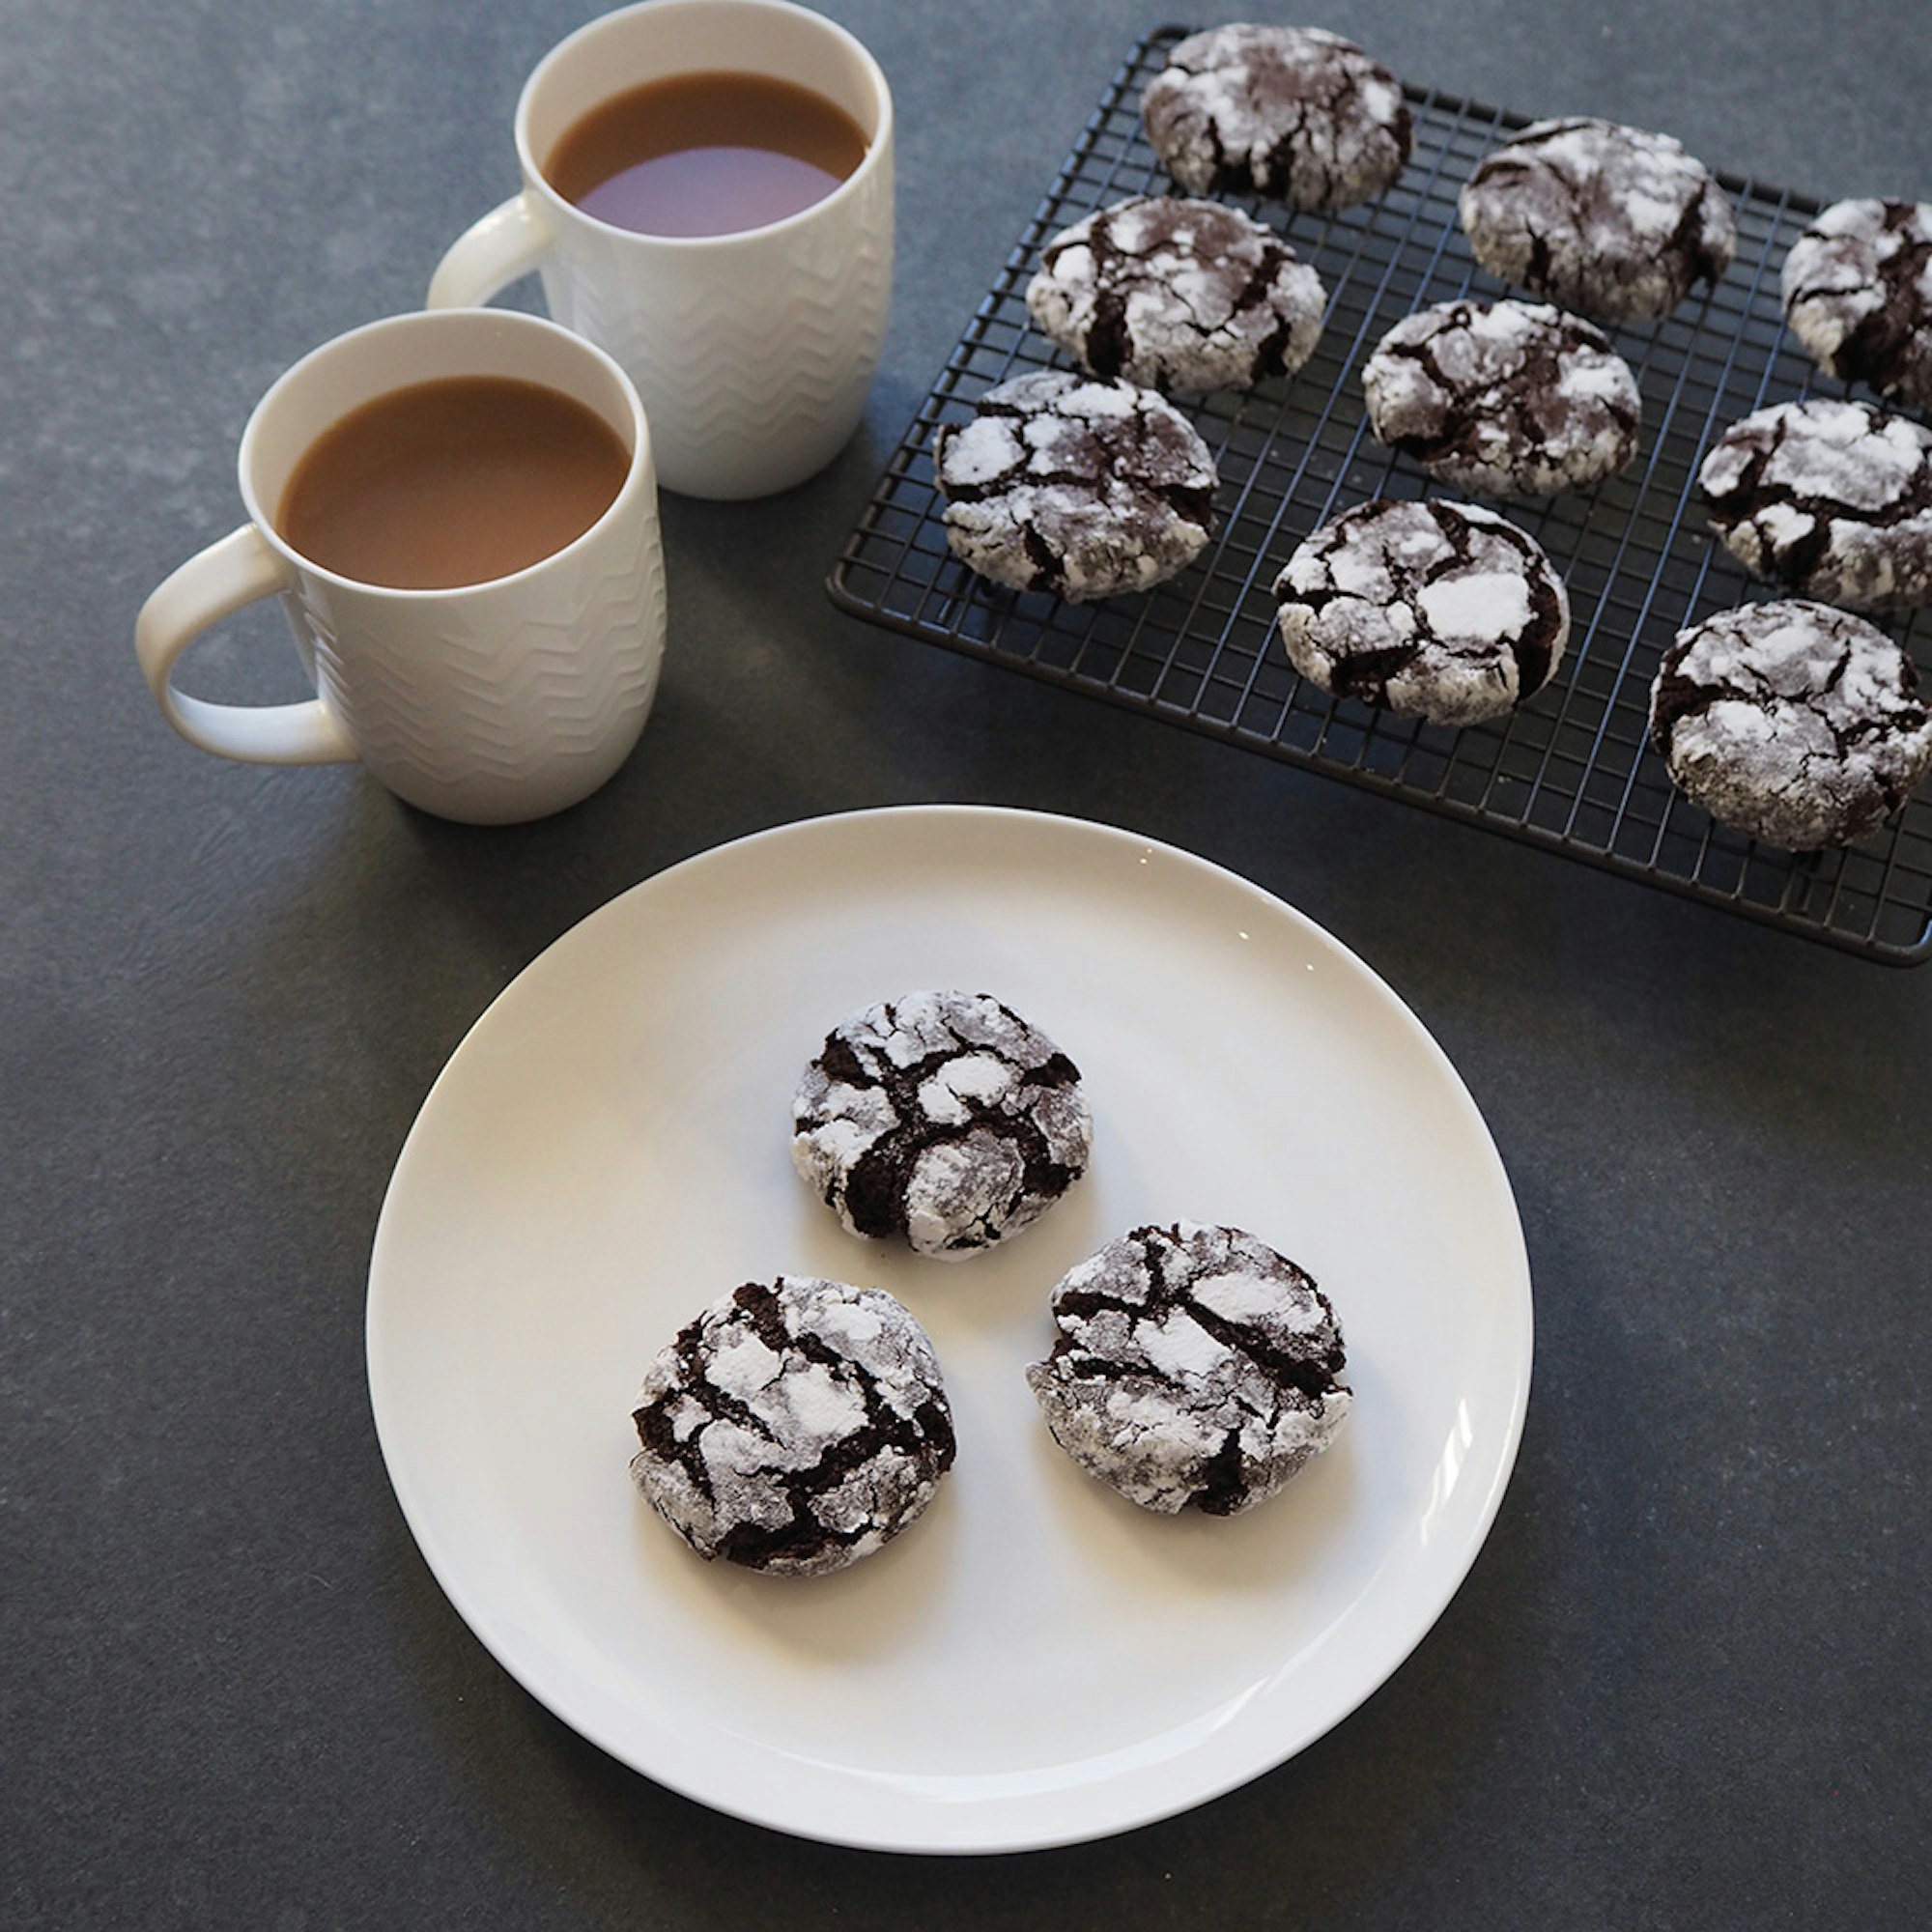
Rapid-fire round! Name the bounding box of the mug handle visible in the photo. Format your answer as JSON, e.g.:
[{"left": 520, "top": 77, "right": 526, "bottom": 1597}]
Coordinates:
[
  {"left": 427, "top": 195, "right": 555, "bottom": 308},
  {"left": 134, "top": 526, "right": 357, "bottom": 764}
]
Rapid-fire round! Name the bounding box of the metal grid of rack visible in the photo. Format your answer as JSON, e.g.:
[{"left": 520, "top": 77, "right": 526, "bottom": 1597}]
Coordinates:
[{"left": 827, "top": 26, "right": 1932, "bottom": 963}]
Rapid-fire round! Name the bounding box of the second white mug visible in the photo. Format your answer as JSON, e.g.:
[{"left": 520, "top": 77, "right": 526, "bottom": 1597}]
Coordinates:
[{"left": 429, "top": 0, "right": 895, "bottom": 501}]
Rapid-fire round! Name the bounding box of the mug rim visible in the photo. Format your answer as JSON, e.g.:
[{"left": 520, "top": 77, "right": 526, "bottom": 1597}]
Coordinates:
[
  {"left": 237, "top": 309, "right": 653, "bottom": 602},
  {"left": 510, "top": 0, "right": 895, "bottom": 251}
]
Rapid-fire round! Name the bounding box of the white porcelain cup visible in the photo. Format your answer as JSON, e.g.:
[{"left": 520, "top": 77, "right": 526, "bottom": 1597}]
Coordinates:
[
  {"left": 133, "top": 308, "right": 668, "bottom": 825},
  {"left": 427, "top": 0, "right": 894, "bottom": 501}
]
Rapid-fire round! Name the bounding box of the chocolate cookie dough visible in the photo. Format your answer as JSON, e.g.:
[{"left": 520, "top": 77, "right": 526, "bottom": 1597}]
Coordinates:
[
  {"left": 630, "top": 1277, "right": 955, "bottom": 1577},
  {"left": 1459, "top": 117, "right": 1736, "bottom": 322},
  {"left": 1026, "top": 1222, "right": 1350, "bottom": 1517},
  {"left": 1272, "top": 497, "right": 1571, "bottom": 725},
  {"left": 1025, "top": 195, "right": 1326, "bottom": 393},
  {"left": 1141, "top": 23, "right": 1410, "bottom": 213},
  {"left": 1698, "top": 397, "right": 1932, "bottom": 611},
  {"left": 932, "top": 370, "right": 1219, "bottom": 602},
  {"left": 1781, "top": 199, "right": 1932, "bottom": 412},
  {"left": 791, "top": 989, "right": 1093, "bottom": 1261},
  {"left": 1648, "top": 599, "right": 1932, "bottom": 848},
  {"left": 1362, "top": 297, "right": 1641, "bottom": 497}
]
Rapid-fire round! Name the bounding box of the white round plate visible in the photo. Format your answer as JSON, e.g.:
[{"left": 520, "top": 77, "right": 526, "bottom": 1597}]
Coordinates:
[{"left": 367, "top": 805, "right": 1532, "bottom": 1853}]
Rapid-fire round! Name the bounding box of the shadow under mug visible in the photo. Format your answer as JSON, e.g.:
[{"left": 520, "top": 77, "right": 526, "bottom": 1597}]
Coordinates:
[
  {"left": 133, "top": 308, "right": 668, "bottom": 826},
  {"left": 427, "top": 0, "right": 894, "bottom": 501}
]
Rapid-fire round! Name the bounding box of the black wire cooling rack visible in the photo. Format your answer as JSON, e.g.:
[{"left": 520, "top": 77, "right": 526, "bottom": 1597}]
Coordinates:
[{"left": 827, "top": 25, "right": 1932, "bottom": 964}]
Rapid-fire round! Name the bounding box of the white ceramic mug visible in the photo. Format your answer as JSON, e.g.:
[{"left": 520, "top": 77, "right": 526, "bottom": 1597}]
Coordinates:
[
  {"left": 427, "top": 0, "right": 894, "bottom": 501},
  {"left": 133, "top": 308, "right": 668, "bottom": 825}
]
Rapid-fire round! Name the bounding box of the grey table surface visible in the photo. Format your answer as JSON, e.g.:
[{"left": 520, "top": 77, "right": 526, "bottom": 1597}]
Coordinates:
[{"left": 6, "top": 1, "right": 1930, "bottom": 1925}]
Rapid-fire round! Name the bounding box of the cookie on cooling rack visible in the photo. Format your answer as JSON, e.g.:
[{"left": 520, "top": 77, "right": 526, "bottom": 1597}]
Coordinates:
[
  {"left": 1025, "top": 195, "right": 1325, "bottom": 393},
  {"left": 1362, "top": 297, "right": 1641, "bottom": 497},
  {"left": 1781, "top": 199, "right": 1932, "bottom": 413},
  {"left": 1027, "top": 1221, "right": 1350, "bottom": 1517},
  {"left": 1648, "top": 599, "right": 1932, "bottom": 849},
  {"left": 1698, "top": 396, "right": 1932, "bottom": 611},
  {"left": 1140, "top": 23, "right": 1411, "bottom": 213},
  {"left": 1272, "top": 497, "right": 1571, "bottom": 726},
  {"left": 630, "top": 1277, "right": 955, "bottom": 1577},
  {"left": 931, "top": 370, "right": 1218, "bottom": 603},
  {"left": 791, "top": 989, "right": 1093, "bottom": 1261},
  {"left": 1459, "top": 117, "right": 1736, "bottom": 322}
]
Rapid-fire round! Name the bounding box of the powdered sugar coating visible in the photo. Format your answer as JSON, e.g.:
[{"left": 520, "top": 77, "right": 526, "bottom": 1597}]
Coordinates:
[
  {"left": 1026, "top": 196, "right": 1326, "bottom": 393},
  {"left": 1781, "top": 199, "right": 1932, "bottom": 412},
  {"left": 1648, "top": 599, "right": 1932, "bottom": 849},
  {"left": 1363, "top": 298, "right": 1640, "bottom": 497},
  {"left": 1699, "top": 397, "right": 1932, "bottom": 611},
  {"left": 630, "top": 1277, "right": 954, "bottom": 1577},
  {"left": 792, "top": 990, "right": 1093, "bottom": 1261},
  {"left": 1141, "top": 24, "right": 1410, "bottom": 213},
  {"left": 1273, "top": 497, "right": 1571, "bottom": 725},
  {"left": 1460, "top": 117, "right": 1736, "bottom": 322},
  {"left": 1026, "top": 1222, "right": 1350, "bottom": 1517},
  {"left": 933, "top": 370, "right": 1218, "bottom": 603}
]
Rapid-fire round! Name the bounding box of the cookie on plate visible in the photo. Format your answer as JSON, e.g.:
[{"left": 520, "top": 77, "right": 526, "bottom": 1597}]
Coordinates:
[
  {"left": 1026, "top": 1221, "right": 1350, "bottom": 1517},
  {"left": 1362, "top": 297, "right": 1641, "bottom": 497},
  {"left": 1781, "top": 199, "right": 1932, "bottom": 412},
  {"left": 1140, "top": 23, "right": 1410, "bottom": 213},
  {"left": 1648, "top": 599, "right": 1932, "bottom": 849},
  {"left": 1025, "top": 195, "right": 1325, "bottom": 393},
  {"left": 1698, "top": 396, "right": 1932, "bottom": 611},
  {"left": 1459, "top": 117, "right": 1736, "bottom": 322},
  {"left": 630, "top": 1277, "right": 955, "bottom": 1577},
  {"left": 791, "top": 989, "right": 1093, "bottom": 1261},
  {"left": 932, "top": 370, "right": 1218, "bottom": 603},
  {"left": 1272, "top": 497, "right": 1570, "bottom": 725}
]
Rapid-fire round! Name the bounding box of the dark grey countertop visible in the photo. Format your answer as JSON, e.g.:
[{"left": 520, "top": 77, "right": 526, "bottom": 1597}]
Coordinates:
[{"left": 6, "top": 2, "right": 1929, "bottom": 1925}]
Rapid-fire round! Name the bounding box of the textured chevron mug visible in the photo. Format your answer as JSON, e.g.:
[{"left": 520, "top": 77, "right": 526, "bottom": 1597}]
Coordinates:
[
  {"left": 134, "top": 309, "right": 668, "bottom": 825},
  {"left": 427, "top": 0, "right": 894, "bottom": 500}
]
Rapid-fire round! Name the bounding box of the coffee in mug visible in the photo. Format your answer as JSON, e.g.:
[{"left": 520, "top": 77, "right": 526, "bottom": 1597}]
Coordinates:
[
  {"left": 278, "top": 375, "right": 633, "bottom": 589},
  {"left": 546, "top": 71, "right": 869, "bottom": 238},
  {"left": 133, "top": 309, "right": 668, "bottom": 825},
  {"left": 428, "top": 0, "right": 894, "bottom": 501}
]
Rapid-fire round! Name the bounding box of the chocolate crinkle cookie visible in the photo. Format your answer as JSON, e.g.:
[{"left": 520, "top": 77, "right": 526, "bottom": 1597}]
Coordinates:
[
  {"left": 1698, "top": 397, "right": 1932, "bottom": 611},
  {"left": 1648, "top": 600, "right": 1932, "bottom": 849},
  {"left": 792, "top": 989, "right": 1093, "bottom": 1261},
  {"left": 1025, "top": 196, "right": 1326, "bottom": 393},
  {"left": 1459, "top": 117, "right": 1736, "bottom": 322},
  {"left": 1141, "top": 23, "right": 1410, "bottom": 213},
  {"left": 630, "top": 1277, "right": 955, "bottom": 1577},
  {"left": 1273, "top": 497, "right": 1570, "bottom": 726},
  {"left": 1362, "top": 298, "right": 1640, "bottom": 498},
  {"left": 1027, "top": 1222, "right": 1350, "bottom": 1517},
  {"left": 933, "top": 370, "right": 1218, "bottom": 603},
  {"left": 1781, "top": 199, "right": 1932, "bottom": 412}
]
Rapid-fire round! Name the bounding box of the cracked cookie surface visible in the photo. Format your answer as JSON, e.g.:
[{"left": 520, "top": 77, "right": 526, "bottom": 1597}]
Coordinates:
[
  {"left": 791, "top": 989, "right": 1093, "bottom": 1260},
  {"left": 1648, "top": 599, "right": 1932, "bottom": 849},
  {"left": 1141, "top": 23, "right": 1410, "bottom": 213},
  {"left": 630, "top": 1277, "right": 954, "bottom": 1577},
  {"left": 1459, "top": 117, "right": 1736, "bottom": 322},
  {"left": 1698, "top": 397, "right": 1932, "bottom": 611},
  {"left": 1027, "top": 1222, "right": 1350, "bottom": 1517},
  {"left": 1025, "top": 195, "right": 1326, "bottom": 393},
  {"left": 933, "top": 370, "right": 1218, "bottom": 602},
  {"left": 1782, "top": 199, "right": 1932, "bottom": 412},
  {"left": 1363, "top": 298, "right": 1640, "bottom": 497},
  {"left": 1273, "top": 497, "right": 1570, "bottom": 725}
]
